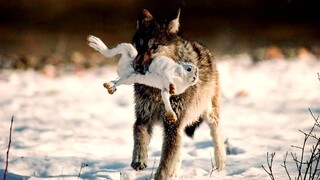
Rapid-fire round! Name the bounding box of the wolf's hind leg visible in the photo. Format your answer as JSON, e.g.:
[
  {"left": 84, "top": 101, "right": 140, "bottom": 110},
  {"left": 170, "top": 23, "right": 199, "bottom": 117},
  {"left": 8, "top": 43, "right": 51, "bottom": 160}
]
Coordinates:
[
  {"left": 207, "top": 120, "right": 226, "bottom": 171},
  {"left": 205, "top": 94, "right": 226, "bottom": 171}
]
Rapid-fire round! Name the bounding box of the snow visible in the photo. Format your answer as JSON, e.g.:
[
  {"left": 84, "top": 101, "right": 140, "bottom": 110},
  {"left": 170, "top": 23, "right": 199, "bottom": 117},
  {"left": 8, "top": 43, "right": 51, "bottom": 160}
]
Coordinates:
[{"left": 0, "top": 56, "right": 319, "bottom": 180}]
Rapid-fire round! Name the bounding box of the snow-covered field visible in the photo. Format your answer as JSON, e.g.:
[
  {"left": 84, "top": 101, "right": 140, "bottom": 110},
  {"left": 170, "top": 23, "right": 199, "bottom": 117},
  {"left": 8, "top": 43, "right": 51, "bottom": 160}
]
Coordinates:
[{"left": 0, "top": 55, "right": 319, "bottom": 180}]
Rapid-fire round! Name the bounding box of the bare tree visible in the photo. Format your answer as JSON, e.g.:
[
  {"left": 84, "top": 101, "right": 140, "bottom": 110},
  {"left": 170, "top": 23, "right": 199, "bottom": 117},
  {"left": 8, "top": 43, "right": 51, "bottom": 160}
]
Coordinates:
[{"left": 262, "top": 108, "right": 320, "bottom": 180}]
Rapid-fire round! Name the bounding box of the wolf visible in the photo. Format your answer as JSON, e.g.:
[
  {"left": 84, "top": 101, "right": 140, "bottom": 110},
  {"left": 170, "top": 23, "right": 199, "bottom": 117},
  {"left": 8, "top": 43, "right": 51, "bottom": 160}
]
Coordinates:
[
  {"left": 87, "top": 35, "right": 199, "bottom": 121},
  {"left": 129, "top": 9, "right": 227, "bottom": 179}
]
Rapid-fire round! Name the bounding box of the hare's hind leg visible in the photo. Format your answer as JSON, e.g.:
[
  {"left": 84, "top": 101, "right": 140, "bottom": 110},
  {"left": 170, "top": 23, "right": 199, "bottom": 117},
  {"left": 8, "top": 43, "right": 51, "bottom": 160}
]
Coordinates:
[
  {"left": 103, "top": 81, "right": 117, "bottom": 94},
  {"left": 87, "top": 35, "right": 107, "bottom": 54},
  {"left": 162, "top": 73, "right": 176, "bottom": 95},
  {"left": 103, "top": 73, "right": 139, "bottom": 94}
]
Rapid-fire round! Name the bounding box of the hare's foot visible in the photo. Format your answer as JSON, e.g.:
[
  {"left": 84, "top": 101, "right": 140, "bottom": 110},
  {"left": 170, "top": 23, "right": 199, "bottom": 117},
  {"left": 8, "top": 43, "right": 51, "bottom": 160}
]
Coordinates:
[
  {"left": 169, "top": 84, "right": 176, "bottom": 95},
  {"left": 103, "top": 82, "right": 117, "bottom": 94},
  {"left": 87, "top": 35, "right": 107, "bottom": 53},
  {"left": 166, "top": 111, "right": 177, "bottom": 122}
]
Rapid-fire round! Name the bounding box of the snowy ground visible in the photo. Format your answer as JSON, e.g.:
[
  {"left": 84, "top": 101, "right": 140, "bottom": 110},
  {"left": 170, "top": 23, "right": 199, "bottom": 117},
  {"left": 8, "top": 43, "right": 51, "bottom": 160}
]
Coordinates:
[{"left": 0, "top": 55, "right": 319, "bottom": 180}]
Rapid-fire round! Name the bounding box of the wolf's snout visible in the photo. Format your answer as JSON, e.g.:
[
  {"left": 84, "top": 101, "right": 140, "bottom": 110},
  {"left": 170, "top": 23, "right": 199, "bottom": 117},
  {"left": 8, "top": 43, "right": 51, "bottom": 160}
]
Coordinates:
[
  {"left": 133, "top": 53, "right": 150, "bottom": 74},
  {"left": 134, "top": 64, "right": 146, "bottom": 74}
]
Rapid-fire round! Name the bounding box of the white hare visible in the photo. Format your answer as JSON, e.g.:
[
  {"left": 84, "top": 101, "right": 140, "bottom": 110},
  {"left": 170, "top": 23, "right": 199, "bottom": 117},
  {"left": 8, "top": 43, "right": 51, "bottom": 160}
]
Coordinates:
[{"left": 87, "top": 35, "right": 199, "bottom": 122}]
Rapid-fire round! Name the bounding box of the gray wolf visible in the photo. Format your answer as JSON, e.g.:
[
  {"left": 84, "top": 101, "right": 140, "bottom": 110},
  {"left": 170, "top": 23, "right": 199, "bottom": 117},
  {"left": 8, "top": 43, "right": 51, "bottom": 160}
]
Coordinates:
[
  {"left": 130, "top": 9, "right": 226, "bottom": 179},
  {"left": 87, "top": 35, "right": 199, "bottom": 122}
]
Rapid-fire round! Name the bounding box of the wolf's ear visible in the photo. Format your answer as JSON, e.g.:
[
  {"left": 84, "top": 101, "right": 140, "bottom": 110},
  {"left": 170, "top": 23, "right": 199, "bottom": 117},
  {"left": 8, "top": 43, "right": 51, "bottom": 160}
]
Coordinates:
[
  {"left": 137, "top": 9, "right": 154, "bottom": 30},
  {"left": 141, "top": 9, "right": 153, "bottom": 19},
  {"left": 168, "top": 9, "right": 180, "bottom": 34}
]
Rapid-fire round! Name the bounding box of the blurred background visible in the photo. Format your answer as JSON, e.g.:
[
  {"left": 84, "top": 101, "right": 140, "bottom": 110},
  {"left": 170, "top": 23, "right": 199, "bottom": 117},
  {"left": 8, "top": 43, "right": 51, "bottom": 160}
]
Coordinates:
[{"left": 0, "top": 0, "right": 319, "bottom": 71}]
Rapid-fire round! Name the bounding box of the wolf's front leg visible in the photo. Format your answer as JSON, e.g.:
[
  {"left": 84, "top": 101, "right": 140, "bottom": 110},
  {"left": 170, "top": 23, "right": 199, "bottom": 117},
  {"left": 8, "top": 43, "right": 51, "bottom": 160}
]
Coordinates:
[
  {"left": 131, "top": 117, "right": 153, "bottom": 171},
  {"left": 155, "top": 123, "right": 183, "bottom": 179}
]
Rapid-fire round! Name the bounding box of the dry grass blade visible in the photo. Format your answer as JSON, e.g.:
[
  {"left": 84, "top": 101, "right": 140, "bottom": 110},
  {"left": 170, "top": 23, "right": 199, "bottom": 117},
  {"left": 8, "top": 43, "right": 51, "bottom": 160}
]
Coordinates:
[
  {"left": 77, "top": 162, "right": 88, "bottom": 180},
  {"left": 209, "top": 151, "right": 218, "bottom": 177},
  {"left": 3, "top": 116, "right": 14, "bottom": 180}
]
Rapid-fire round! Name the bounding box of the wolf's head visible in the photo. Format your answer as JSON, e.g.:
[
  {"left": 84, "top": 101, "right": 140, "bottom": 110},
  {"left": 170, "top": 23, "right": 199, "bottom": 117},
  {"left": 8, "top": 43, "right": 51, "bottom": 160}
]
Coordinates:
[{"left": 132, "top": 9, "right": 181, "bottom": 74}]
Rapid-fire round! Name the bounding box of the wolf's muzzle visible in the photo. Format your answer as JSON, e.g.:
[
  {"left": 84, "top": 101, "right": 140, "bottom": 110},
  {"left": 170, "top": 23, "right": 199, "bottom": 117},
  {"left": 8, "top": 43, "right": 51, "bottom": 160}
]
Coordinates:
[{"left": 133, "top": 63, "right": 146, "bottom": 75}]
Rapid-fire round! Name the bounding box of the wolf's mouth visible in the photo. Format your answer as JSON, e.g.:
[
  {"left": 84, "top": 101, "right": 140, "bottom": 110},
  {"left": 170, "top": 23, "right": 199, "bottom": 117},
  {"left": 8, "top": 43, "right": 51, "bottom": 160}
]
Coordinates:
[
  {"left": 133, "top": 63, "right": 146, "bottom": 75},
  {"left": 136, "top": 65, "right": 145, "bottom": 74}
]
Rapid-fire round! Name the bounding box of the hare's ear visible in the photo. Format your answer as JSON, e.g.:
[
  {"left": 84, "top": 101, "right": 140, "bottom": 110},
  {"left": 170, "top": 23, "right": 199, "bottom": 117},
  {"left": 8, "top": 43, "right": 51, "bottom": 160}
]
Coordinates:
[
  {"left": 137, "top": 9, "right": 154, "bottom": 30},
  {"left": 168, "top": 9, "right": 180, "bottom": 34}
]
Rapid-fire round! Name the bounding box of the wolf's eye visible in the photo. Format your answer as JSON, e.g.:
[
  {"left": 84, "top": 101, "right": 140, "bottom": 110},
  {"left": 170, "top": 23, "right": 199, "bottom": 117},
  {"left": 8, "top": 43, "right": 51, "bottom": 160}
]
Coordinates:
[{"left": 151, "top": 44, "right": 159, "bottom": 51}]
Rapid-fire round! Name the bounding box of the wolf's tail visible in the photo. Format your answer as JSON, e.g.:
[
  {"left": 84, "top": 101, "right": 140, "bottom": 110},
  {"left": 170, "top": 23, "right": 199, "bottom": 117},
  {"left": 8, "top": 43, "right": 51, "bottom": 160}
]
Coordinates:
[{"left": 184, "top": 118, "right": 204, "bottom": 138}]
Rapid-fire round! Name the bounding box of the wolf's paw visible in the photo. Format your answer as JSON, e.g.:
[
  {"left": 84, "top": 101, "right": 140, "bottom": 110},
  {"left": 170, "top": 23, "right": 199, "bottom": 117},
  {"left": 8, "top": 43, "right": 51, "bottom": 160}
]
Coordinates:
[
  {"left": 87, "top": 35, "right": 107, "bottom": 53},
  {"left": 166, "top": 111, "right": 177, "bottom": 122},
  {"left": 131, "top": 160, "right": 147, "bottom": 171},
  {"left": 215, "top": 155, "right": 226, "bottom": 171},
  {"left": 214, "top": 144, "right": 227, "bottom": 171},
  {"left": 169, "top": 84, "right": 176, "bottom": 95},
  {"left": 103, "top": 82, "right": 117, "bottom": 94}
]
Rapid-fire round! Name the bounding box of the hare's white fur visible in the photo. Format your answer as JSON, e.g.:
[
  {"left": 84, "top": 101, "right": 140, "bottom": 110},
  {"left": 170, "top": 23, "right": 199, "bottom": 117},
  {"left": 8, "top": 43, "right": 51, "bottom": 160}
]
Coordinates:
[{"left": 88, "top": 35, "right": 198, "bottom": 121}]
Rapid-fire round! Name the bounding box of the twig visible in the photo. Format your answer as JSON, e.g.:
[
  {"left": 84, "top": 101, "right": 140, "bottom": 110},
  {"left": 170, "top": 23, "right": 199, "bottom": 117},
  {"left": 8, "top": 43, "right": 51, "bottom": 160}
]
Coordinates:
[
  {"left": 309, "top": 108, "right": 319, "bottom": 123},
  {"left": 3, "top": 116, "right": 14, "bottom": 180},
  {"left": 291, "top": 145, "right": 303, "bottom": 150},
  {"left": 292, "top": 125, "right": 311, "bottom": 179},
  {"left": 311, "top": 145, "right": 320, "bottom": 179},
  {"left": 291, "top": 143, "right": 304, "bottom": 179},
  {"left": 261, "top": 152, "right": 275, "bottom": 180},
  {"left": 209, "top": 151, "right": 218, "bottom": 177},
  {"left": 77, "top": 162, "right": 88, "bottom": 180},
  {"left": 281, "top": 151, "right": 292, "bottom": 180},
  {"left": 306, "top": 141, "right": 319, "bottom": 179},
  {"left": 305, "top": 109, "right": 320, "bottom": 180},
  {"left": 149, "top": 158, "right": 157, "bottom": 180}
]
